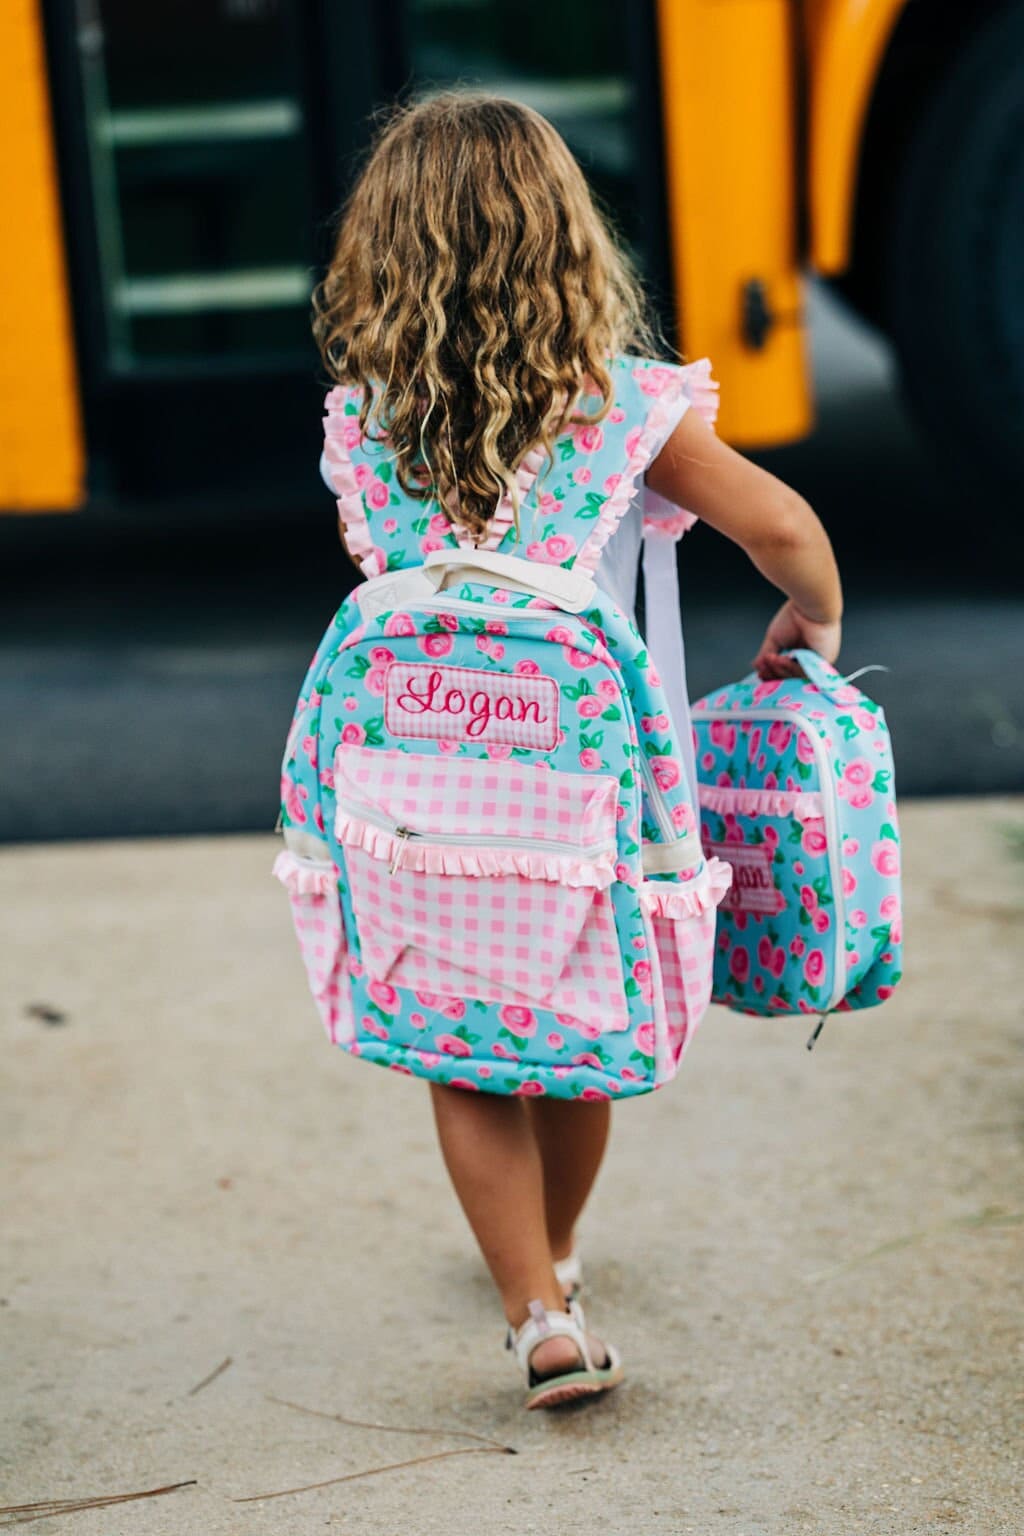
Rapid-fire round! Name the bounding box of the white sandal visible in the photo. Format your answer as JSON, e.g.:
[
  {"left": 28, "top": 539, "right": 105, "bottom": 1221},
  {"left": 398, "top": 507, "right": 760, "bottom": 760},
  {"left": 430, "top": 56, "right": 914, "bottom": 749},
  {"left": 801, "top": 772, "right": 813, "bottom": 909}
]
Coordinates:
[
  {"left": 553, "top": 1247, "right": 583, "bottom": 1300},
  {"left": 507, "top": 1298, "right": 623, "bottom": 1410}
]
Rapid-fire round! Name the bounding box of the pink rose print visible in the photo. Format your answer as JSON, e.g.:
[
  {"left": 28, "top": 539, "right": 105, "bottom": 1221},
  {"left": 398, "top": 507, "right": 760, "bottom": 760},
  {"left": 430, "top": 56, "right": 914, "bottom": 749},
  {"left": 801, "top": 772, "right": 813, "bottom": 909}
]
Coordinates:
[
  {"left": 301, "top": 733, "right": 317, "bottom": 766},
  {"left": 282, "top": 777, "right": 308, "bottom": 825},
  {"left": 429, "top": 512, "right": 450, "bottom": 534},
  {"left": 514, "top": 1080, "right": 546, "bottom": 1096},
  {"left": 766, "top": 721, "right": 792, "bottom": 753},
  {"left": 671, "top": 802, "right": 696, "bottom": 832},
  {"left": 847, "top": 786, "right": 875, "bottom": 810},
  {"left": 475, "top": 635, "right": 490, "bottom": 654},
  {"left": 383, "top": 611, "right": 416, "bottom": 637},
  {"left": 491, "top": 643, "right": 506, "bottom": 660},
  {"left": 437, "top": 739, "right": 459, "bottom": 754},
  {"left": 340, "top": 420, "right": 361, "bottom": 450},
  {"left": 546, "top": 1032, "right": 565, "bottom": 1050},
  {"left": 538, "top": 492, "right": 563, "bottom": 515},
  {"left": 871, "top": 840, "right": 900, "bottom": 878},
  {"left": 800, "top": 884, "right": 818, "bottom": 912},
  {"left": 409, "top": 1012, "right": 426, "bottom": 1030},
  {"left": 545, "top": 534, "right": 577, "bottom": 562},
  {"left": 752, "top": 679, "right": 782, "bottom": 704},
  {"left": 843, "top": 838, "right": 860, "bottom": 856},
  {"left": 879, "top": 894, "right": 901, "bottom": 921},
  {"left": 354, "top": 463, "right": 372, "bottom": 489},
  {"left": 415, "top": 1050, "right": 442, "bottom": 1068},
  {"left": 876, "top": 985, "right": 895, "bottom": 1002},
  {"left": 420, "top": 632, "right": 454, "bottom": 658},
  {"left": 633, "top": 1021, "right": 657, "bottom": 1056},
  {"left": 514, "top": 658, "right": 541, "bottom": 676},
  {"left": 487, "top": 743, "right": 513, "bottom": 760},
  {"left": 609, "top": 406, "right": 625, "bottom": 423},
  {"left": 578, "top": 696, "right": 603, "bottom": 718},
  {"left": 770, "top": 947, "right": 786, "bottom": 978},
  {"left": 544, "top": 624, "right": 575, "bottom": 646},
  {"left": 701, "top": 751, "right": 715, "bottom": 772},
  {"left": 574, "top": 424, "right": 604, "bottom": 453},
  {"left": 440, "top": 998, "right": 466, "bottom": 1021},
  {"left": 804, "top": 949, "right": 826, "bottom": 986},
  {"left": 313, "top": 803, "right": 325, "bottom": 835},
  {"left": 499, "top": 1005, "right": 538, "bottom": 1037},
  {"left": 575, "top": 1020, "right": 602, "bottom": 1041},
  {"left": 850, "top": 909, "right": 868, "bottom": 928},
  {"left": 753, "top": 975, "right": 765, "bottom": 994},
  {"left": 747, "top": 726, "right": 762, "bottom": 762},
  {"left": 420, "top": 536, "right": 445, "bottom": 555},
  {"left": 447, "top": 1077, "right": 479, "bottom": 1091},
  {"left": 492, "top": 1042, "right": 521, "bottom": 1061},
  {"left": 573, "top": 1051, "right": 603, "bottom": 1070},
  {"left": 366, "top": 478, "right": 389, "bottom": 510},
  {"left": 648, "top": 668, "right": 661, "bottom": 688},
  {"left": 581, "top": 1086, "right": 611, "bottom": 1101},
  {"left": 597, "top": 679, "right": 618, "bottom": 703},
  {"left": 763, "top": 823, "right": 779, "bottom": 847},
  {"left": 624, "top": 426, "right": 643, "bottom": 458},
  {"left": 757, "top": 936, "right": 773, "bottom": 968},
  {"left": 362, "top": 1017, "right": 389, "bottom": 1041},
  {"left": 709, "top": 720, "right": 737, "bottom": 754},
  {"left": 367, "top": 979, "right": 400, "bottom": 1014},
  {"left": 579, "top": 748, "right": 602, "bottom": 770},
  {"left": 796, "top": 731, "right": 817, "bottom": 765},
  {"left": 382, "top": 517, "right": 398, "bottom": 534},
  {"left": 436, "top": 612, "right": 459, "bottom": 631},
  {"left": 436, "top": 1033, "right": 471, "bottom": 1057},
  {"left": 477, "top": 1064, "right": 493, "bottom": 1078},
  {"left": 369, "top": 646, "right": 395, "bottom": 666},
  {"left": 343, "top": 698, "right": 357, "bottom": 711},
  {"left": 603, "top": 473, "right": 622, "bottom": 496},
  {"left": 842, "top": 868, "right": 858, "bottom": 896},
  {"left": 564, "top": 645, "right": 598, "bottom": 670},
  {"left": 364, "top": 668, "right": 388, "bottom": 696},
  {"left": 844, "top": 758, "right": 873, "bottom": 786},
  {"left": 341, "top": 721, "right": 366, "bottom": 746},
  {"left": 484, "top": 619, "right": 508, "bottom": 635},
  {"left": 573, "top": 466, "right": 593, "bottom": 484},
  {"left": 729, "top": 947, "right": 750, "bottom": 983},
  {"left": 854, "top": 708, "right": 876, "bottom": 730},
  {"left": 650, "top": 756, "right": 681, "bottom": 792},
  {"left": 812, "top": 909, "right": 831, "bottom": 933},
  {"left": 801, "top": 819, "right": 828, "bottom": 857},
  {"left": 790, "top": 936, "right": 806, "bottom": 958}
]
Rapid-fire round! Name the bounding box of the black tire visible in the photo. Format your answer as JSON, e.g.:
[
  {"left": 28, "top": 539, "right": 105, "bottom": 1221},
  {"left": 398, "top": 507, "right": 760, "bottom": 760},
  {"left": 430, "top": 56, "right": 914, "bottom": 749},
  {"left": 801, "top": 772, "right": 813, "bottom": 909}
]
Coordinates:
[{"left": 885, "top": 4, "right": 1024, "bottom": 499}]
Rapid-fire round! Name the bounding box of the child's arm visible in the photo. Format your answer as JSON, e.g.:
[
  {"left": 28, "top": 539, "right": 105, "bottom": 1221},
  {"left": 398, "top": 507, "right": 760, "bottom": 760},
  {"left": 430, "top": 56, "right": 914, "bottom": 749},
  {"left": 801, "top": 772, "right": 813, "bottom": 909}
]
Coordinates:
[{"left": 645, "top": 408, "right": 843, "bottom": 680}]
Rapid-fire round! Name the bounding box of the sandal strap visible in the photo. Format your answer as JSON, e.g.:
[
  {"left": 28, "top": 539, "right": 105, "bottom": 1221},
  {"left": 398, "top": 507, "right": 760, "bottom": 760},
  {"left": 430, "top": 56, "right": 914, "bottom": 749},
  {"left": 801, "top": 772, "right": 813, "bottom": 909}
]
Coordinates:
[{"left": 507, "top": 1298, "right": 593, "bottom": 1375}]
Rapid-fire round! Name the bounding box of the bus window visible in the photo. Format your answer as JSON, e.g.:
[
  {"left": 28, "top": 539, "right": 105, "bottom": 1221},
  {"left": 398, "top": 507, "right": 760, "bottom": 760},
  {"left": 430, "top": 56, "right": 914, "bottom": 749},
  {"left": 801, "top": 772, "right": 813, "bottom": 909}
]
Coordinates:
[{"left": 76, "top": 0, "right": 315, "bottom": 371}]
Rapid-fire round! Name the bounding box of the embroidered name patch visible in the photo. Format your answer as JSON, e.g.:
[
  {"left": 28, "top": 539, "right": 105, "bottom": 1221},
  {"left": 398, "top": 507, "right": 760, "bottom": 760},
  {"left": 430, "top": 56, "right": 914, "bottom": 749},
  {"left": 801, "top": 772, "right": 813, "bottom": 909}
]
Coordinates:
[
  {"left": 384, "top": 662, "right": 560, "bottom": 750},
  {"left": 705, "top": 841, "right": 785, "bottom": 915}
]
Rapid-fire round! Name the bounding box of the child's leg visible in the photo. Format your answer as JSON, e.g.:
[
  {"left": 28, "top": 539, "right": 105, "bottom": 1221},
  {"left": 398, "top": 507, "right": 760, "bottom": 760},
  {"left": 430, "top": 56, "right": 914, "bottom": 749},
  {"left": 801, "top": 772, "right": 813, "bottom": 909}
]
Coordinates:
[
  {"left": 526, "top": 1098, "right": 611, "bottom": 1262},
  {"left": 429, "top": 1083, "right": 614, "bottom": 1381},
  {"left": 429, "top": 1083, "right": 565, "bottom": 1326}
]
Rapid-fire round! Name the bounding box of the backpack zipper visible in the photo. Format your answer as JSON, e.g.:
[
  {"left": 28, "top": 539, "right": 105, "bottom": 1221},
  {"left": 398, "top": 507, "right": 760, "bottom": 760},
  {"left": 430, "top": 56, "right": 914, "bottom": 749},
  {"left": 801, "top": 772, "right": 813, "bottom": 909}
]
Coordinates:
[
  {"left": 336, "top": 798, "right": 616, "bottom": 877},
  {"left": 696, "top": 707, "right": 847, "bottom": 1014}
]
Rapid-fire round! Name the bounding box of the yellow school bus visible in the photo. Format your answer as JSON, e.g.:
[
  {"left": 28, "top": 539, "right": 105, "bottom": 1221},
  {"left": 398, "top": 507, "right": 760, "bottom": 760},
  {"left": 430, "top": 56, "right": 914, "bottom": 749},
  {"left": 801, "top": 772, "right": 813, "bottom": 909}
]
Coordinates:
[{"left": 5, "top": 0, "right": 1023, "bottom": 513}]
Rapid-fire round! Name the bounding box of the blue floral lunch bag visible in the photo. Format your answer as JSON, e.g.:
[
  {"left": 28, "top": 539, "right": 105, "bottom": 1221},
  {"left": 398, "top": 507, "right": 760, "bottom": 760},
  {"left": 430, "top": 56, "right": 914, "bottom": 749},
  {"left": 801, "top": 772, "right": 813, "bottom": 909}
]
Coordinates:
[{"left": 692, "top": 650, "right": 903, "bottom": 1045}]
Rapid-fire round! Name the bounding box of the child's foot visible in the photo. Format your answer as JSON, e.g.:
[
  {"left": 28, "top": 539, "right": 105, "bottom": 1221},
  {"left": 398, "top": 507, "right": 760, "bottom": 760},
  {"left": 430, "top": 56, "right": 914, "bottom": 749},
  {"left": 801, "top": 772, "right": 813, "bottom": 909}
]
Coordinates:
[{"left": 508, "top": 1299, "right": 623, "bottom": 1409}]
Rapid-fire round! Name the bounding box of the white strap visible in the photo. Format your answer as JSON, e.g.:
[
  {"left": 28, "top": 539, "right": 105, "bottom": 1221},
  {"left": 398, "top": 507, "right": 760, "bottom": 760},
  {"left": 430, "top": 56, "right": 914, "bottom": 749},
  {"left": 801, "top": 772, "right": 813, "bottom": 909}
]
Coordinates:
[
  {"left": 641, "top": 836, "right": 703, "bottom": 876},
  {"left": 642, "top": 527, "right": 698, "bottom": 801},
  {"left": 422, "top": 549, "right": 595, "bottom": 613},
  {"left": 509, "top": 1299, "right": 592, "bottom": 1373}
]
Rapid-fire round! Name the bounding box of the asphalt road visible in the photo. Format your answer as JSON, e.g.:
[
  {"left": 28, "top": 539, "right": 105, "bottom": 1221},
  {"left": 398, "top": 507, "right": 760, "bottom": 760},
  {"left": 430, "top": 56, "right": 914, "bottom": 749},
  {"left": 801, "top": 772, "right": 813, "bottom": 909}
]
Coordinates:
[{"left": 1, "top": 287, "right": 1021, "bottom": 842}]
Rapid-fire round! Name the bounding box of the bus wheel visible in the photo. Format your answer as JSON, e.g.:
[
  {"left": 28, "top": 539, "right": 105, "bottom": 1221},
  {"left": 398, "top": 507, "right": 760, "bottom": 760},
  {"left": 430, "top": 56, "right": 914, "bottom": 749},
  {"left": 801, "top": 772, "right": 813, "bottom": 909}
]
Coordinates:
[{"left": 885, "top": 3, "right": 1024, "bottom": 498}]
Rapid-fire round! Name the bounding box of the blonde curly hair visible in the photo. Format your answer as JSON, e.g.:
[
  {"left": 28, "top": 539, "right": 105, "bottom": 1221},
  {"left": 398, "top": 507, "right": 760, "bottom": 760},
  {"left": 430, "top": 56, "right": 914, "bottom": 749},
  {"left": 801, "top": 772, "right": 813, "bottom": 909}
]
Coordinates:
[{"left": 313, "top": 92, "right": 657, "bottom": 540}]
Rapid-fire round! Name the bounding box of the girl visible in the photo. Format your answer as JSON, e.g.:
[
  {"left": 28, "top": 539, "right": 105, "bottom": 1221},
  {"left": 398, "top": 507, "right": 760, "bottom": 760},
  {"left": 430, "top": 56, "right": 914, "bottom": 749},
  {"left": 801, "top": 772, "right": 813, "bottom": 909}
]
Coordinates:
[{"left": 311, "top": 94, "right": 842, "bottom": 1408}]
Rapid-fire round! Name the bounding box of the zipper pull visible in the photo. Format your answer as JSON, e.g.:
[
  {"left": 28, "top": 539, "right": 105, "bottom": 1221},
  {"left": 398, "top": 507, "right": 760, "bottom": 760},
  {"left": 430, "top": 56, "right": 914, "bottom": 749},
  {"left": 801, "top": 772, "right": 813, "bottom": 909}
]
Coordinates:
[
  {"left": 274, "top": 810, "right": 283, "bottom": 835},
  {"left": 390, "top": 826, "right": 412, "bottom": 876},
  {"left": 806, "top": 1013, "right": 828, "bottom": 1051}
]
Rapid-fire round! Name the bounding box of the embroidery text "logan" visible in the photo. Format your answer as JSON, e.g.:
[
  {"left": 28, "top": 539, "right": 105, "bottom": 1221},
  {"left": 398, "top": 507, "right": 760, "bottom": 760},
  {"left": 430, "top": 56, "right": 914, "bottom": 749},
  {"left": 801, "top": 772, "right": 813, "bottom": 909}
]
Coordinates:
[{"left": 384, "top": 662, "right": 560, "bottom": 750}]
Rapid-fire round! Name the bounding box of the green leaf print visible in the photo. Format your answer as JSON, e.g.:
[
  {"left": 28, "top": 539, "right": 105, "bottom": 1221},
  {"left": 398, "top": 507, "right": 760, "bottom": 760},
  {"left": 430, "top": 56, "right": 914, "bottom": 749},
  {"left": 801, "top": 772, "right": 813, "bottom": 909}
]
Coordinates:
[
  {"left": 345, "top": 655, "right": 371, "bottom": 679},
  {"left": 798, "top": 906, "right": 812, "bottom": 928},
  {"left": 410, "top": 515, "right": 430, "bottom": 534},
  {"left": 624, "top": 976, "right": 640, "bottom": 998},
  {"left": 562, "top": 678, "right": 593, "bottom": 701},
  {"left": 385, "top": 549, "right": 407, "bottom": 571},
  {"left": 580, "top": 730, "right": 604, "bottom": 749},
  {"left": 788, "top": 822, "right": 803, "bottom": 843},
  {"left": 619, "top": 768, "right": 635, "bottom": 788},
  {"left": 364, "top": 716, "right": 385, "bottom": 747},
  {"left": 579, "top": 491, "right": 606, "bottom": 520},
  {"left": 879, "top": 822, "right": 898, "bottom": 841},
  {"left": 872, "top": 769, "right": 891, "bottom": 792},
  {"left": 836, "top": 714, "right": 859, "bottom": 741},
  {"left": 795, "top": 759, "right": 812, "bottom": 781},
  {"left": 601, "top": 705, "right": 622, "bottom": 721},
  {"left": 557, "top": 438, "right": 575, "bottom": 462},
  {"left": 630, "top": 1050, "right": 655, "bottom": 1070},
  {"left": 377, "top": 461, "right": 392, "bottom": 484}
]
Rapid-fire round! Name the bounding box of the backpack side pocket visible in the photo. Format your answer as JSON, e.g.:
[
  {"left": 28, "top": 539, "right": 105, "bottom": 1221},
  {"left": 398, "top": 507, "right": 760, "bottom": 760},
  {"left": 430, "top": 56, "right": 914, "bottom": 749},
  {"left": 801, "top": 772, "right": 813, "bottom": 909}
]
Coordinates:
[{"left": 273, "top": 846, "right": 353, "bottom": 1044}]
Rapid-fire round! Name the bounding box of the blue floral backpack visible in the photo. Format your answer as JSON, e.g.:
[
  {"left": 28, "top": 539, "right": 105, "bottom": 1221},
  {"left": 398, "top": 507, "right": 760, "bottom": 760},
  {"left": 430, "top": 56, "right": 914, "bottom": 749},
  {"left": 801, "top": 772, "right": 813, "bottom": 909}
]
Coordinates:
[
  {"left": 273, "top": 355, "right": 731, "bottom": 1100},
  {"left": 692, "top": 652, "right": 904, "bottom": 1045}
]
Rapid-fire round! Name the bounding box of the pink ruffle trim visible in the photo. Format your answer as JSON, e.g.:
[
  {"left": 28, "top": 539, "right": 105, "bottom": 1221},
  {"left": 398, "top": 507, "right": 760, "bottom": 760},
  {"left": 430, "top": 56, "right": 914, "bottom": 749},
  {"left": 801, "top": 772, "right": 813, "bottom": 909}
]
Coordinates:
[
  {"left": 335, "top": 811, "right": 617, "bottom": 889},
  {"left": 640, "top": 856, "right": 733, "bottom": 919},
  {"left": 323, "top": 387, "right": 386, "bottom": 579},
  {"left": 477, "top": 440, "right": 549, "bottom": 552},
  {"left": 577, "top": 359, "right": 720, "bottom": 573},
  {"left": 273, "top": 849, "right": 337, "bottom": 897},
  {"left": 698, "top": 785, "right": 824, "bottom": 824},
  {"left": 641, "top": 358, "right": 720, "bottom": 540}
]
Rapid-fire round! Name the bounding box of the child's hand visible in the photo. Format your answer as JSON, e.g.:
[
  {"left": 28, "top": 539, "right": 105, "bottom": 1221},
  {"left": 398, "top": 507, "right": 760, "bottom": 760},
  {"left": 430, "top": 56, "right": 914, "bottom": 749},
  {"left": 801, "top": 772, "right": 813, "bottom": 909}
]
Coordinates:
[{"left": 753, "top": 600, "right": 842, "bottom": 680}]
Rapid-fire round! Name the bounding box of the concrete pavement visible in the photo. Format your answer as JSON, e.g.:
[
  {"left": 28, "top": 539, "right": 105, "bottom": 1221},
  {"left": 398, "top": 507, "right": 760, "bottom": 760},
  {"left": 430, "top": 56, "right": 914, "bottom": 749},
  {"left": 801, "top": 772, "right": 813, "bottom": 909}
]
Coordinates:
[{"left": 3, "top": 797, "right": 1023, "bottom": 1533}]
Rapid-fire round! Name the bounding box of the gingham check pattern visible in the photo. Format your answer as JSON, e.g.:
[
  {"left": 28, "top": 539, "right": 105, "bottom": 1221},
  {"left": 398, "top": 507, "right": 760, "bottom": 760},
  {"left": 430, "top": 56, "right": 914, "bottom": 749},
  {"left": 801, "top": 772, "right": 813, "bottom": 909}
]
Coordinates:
[
  {"left": 336, "top": 745, "right": 619, "bottom": 849},
  {"left": 285, "top": 888, "right": 354, "bottom": 1046},
  {"left": 346, "top": 850, "right": 628, "bottom": 1028},
  {"left": 384, "top": 662, "right": 560, "bottom": 751},
  {"left": 653, "top": 905, "right": 717, "bottom": 1064}
]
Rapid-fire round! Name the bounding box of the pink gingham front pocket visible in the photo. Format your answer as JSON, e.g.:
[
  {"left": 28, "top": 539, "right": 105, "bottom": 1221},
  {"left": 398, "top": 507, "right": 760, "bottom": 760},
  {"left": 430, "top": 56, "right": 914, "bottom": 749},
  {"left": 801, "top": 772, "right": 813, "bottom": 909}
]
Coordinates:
[
  {"left": 334, "top": 746, "right": 629, "bottom": 1029},
  {"left": 640, "top": 860, "right": 732, "bottom": 1067}
]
